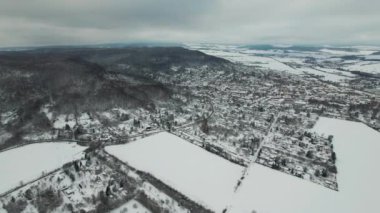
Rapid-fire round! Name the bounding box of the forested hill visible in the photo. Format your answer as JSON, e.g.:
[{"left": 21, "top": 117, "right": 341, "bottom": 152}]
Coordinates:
[{"left": 0, "top": 46, "right": 230, "bottom": 148}]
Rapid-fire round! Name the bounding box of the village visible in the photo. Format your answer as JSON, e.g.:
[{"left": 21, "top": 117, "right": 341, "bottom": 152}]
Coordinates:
[{"left": 9, "top": 60, "right": 375, "bottom": 193}]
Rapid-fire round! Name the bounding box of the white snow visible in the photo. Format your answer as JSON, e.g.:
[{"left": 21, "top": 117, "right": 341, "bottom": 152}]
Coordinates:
[
  {"left": 365, "top": 54, "right": 380, "bottom": 60},
  {"left": 229, "top": 117, "right": 380, "bottom": 213},
  {"left": 0, "top": 142, "right": 86, "bottom": 194},
  {"left": 299, "top": 67, "right": 352, "bottom": 82},
  {"left": 192, "top": 48, "right": 302, "bottom": 75},
  {"left": 110, "top": 199, "right": 151, "bottom": 213},
  {"left": 77, "top": 112, "right": 101, "bottom": 128},
  {"left": 142, "top": 182, "right": 189, "bottom": 213},
  {"left": 105, "top": 132, "right": 244, "bottom": 212},
  {"left": 21, "top": 203, "right": 38, "bottom": 213},
  {"left": 188, "top": 44, "right": 356, "bottom": 82},
  {"left": 188, "top": 44, "right": 380, "bottom": 82},
  {"left": 0, "top": 131, "right": 12, "bottom": 145},
  {"left": 0, "top": 207, "right": 6, "bottom": 213},
  {"left": 345, "top": 61, "right": 380, "bottom": 74},
  {"left": 320, "top": 48, "right": 356, "bottom": 55},
  {"left": 53, "top": 114, "right": 76, "bottom": 129},
  {"left": 40, "top": 105, "right": 53, "bottom": 121},
  {"left": 0, "top": 111, "right": 17, "bottom": 125},
  {"left": 22, "top": 131, "right": 55, "bottom": 141},
  {"left": 320, "top": 48, "right": 377, "bottom": 56}
]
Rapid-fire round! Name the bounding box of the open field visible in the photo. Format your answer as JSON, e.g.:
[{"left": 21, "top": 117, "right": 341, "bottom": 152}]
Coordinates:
[
  {"left": 229, "top": 117, "right": 380, "bottom": 213},
  {"left": 0, "top": 142, "right": 86, "bottom": 194},
  {"left": 110, "top": 199, "right": 151, "bottom": 213},
  {"left": 106, "top": 132, "right": 244, "bottom": 212}
]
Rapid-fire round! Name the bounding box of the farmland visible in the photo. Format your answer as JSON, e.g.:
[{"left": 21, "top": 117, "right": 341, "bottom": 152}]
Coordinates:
[
  {"left": 106, "top": 132, "right": 244, "bottom": 212},
  {"left": 228, "top": 117, "right": 380, "bottom": 213},
  {"left": 0, "top": 143, "right": 86, "bottom": 194}
]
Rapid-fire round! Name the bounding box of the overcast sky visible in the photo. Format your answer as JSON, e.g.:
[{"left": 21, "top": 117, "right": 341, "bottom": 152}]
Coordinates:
[{"left": 0, "top": 0, "right": 379, "bottom": 47}]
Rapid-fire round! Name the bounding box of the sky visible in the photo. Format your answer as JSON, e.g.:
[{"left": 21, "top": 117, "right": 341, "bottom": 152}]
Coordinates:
[{"left": 0, "top": 0, "right": 379, "bottom": 47}]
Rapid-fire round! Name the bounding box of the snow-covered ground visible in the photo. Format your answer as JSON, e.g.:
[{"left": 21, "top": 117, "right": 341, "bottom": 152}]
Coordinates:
[
  {"left": 229, "top": 117, "right": 380, "bottom": 213},
  {"left": 110, "top": 199, "right": 151, "bottom": 213},
  {"left": 345, "top": 61, "right": 380, "bottom": 74},
  {"left": 320, "top": 48, "right": 377, "bottom": 56},
  {"left": 141, "top": 182, "right": 189, "bottom": 213},
  {"left": 105, "top": 132, "right": 244, "bottom": 212},
  {"left": 187, "top": 44, "right": 380, "bottom": 81},
  {"left": 53, "top": 114, "right": 76, "bottom": 129},
  {"left": 0, "top": 142, "right": 86, "bottom": 194},
  {"left": 189, "top": 46, "right": 303, "bottom": 75},
  {"left": 0, "top": 131, "right": 12, "bottom": 145}
]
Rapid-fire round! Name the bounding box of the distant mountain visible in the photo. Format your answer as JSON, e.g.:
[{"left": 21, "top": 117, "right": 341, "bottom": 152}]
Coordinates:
[
  {"left": 0, "top": 42, "right": 182, "bottom": 51},
  {"left": 241, "top": 44, "right": 375, "bottom": 53},
  {"left": 242, "top": 44, "right": 321, "bottom": 52},
  {"left": 339, "top": 55, "right": 364, "bottom": 60}
]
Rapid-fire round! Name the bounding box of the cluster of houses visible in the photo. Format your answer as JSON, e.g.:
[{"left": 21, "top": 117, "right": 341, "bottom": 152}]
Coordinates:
[{"left": 26, "top": 62, "right": 377, "bottom": 191}]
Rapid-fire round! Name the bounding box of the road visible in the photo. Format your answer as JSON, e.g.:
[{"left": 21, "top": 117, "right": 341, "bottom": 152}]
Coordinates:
[
  {"left": 233, "top": 112, "right": 280, "bottom": 190},
  {"left": 222, "top": 112, "right": 281, "bottom": 212}
]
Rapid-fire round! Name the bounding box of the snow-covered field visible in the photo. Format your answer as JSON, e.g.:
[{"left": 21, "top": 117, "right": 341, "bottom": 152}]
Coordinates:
[
  {"left": 188, "top": 44, "right": 380, "bottom": 81},
  {"left": 105, "top": 132, "right": 244, "bottom": 212},
  {"left": 141, "top": 182, "right": 189, "bottom": 213},
  {"left": 0, "top": 142, "right": 86, "bottom": 194},
  {"left": 229, "top": 117, "right": 380, "bottom": 213},
  {"left": 110, "top": 199, "right": 151, "bottom": 213},
  {"left": 320, "top": 48, "right": 377, "bottom": 56},
  {"left": 345, "top": 61, "right": 380, "bottom": 74},
  {"left": 190, "top": 46, "right": 303, "bottom": 75}
]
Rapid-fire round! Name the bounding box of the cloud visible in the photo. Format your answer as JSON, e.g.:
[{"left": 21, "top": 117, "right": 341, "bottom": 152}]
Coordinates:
[{"left": 0, "top": 0, "right": 379, "bottom": 47}]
